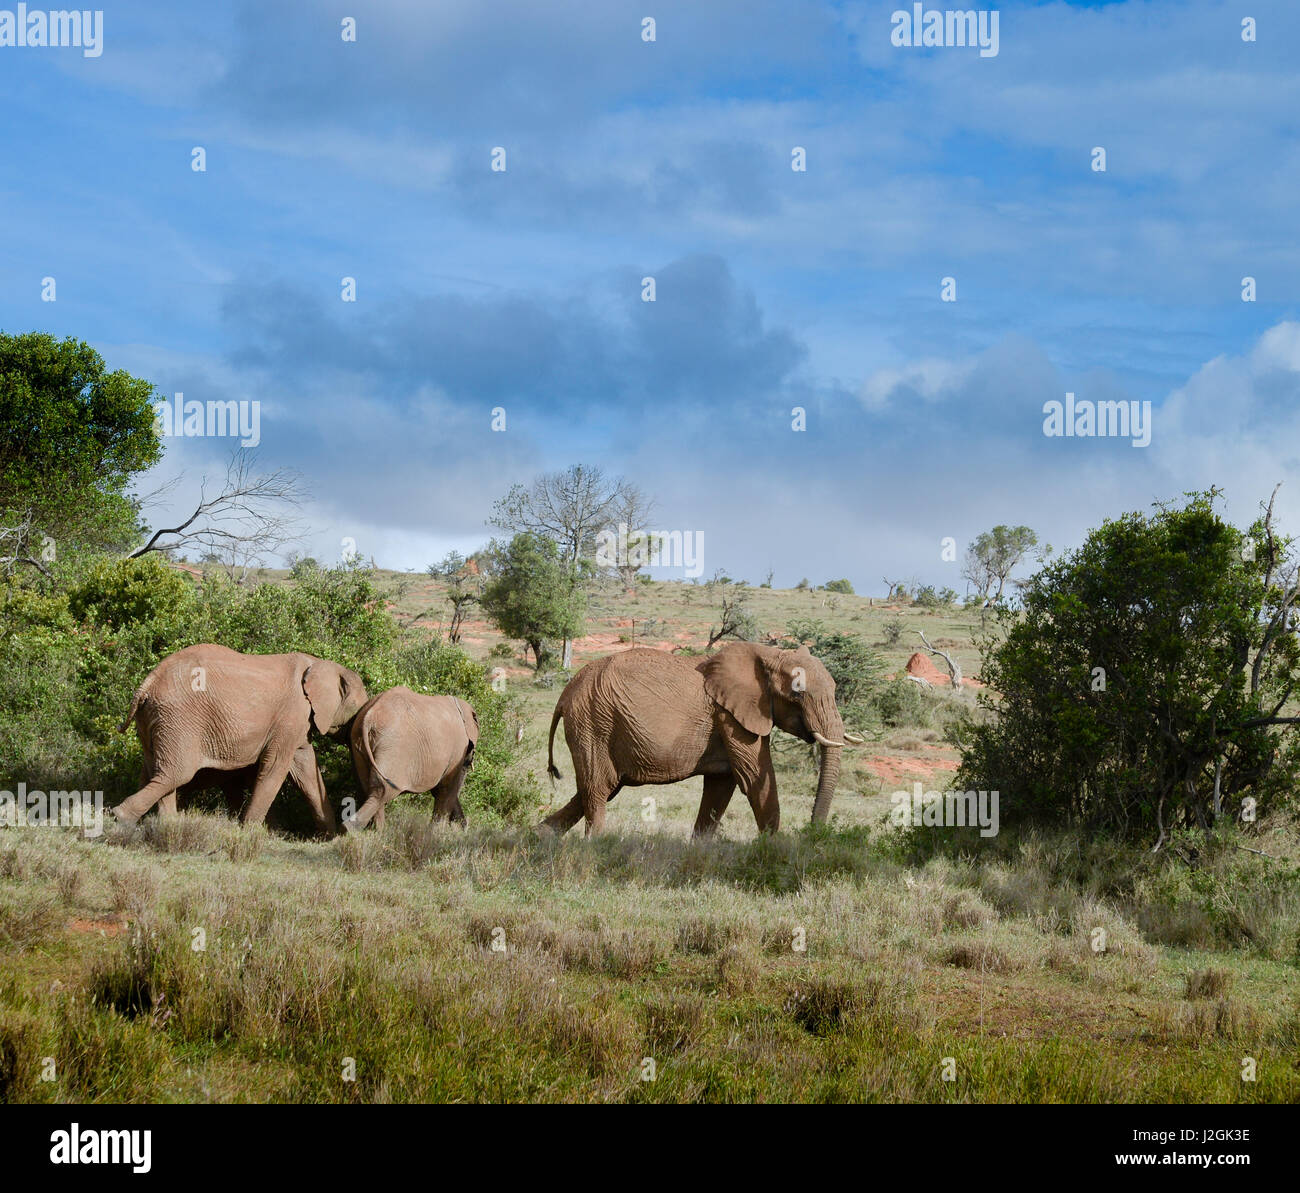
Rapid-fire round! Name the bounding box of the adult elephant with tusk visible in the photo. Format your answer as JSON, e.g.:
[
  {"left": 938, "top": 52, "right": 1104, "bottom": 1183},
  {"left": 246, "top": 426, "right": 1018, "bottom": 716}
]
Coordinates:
[{"left": 541, "top": 643, "right": 863, "bottom": 838}]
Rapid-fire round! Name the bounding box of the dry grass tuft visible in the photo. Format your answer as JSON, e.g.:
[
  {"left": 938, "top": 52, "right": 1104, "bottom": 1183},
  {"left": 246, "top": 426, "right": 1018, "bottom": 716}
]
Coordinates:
[{"left": 1185, "top": 967, "right": 1234, "bottom": 1000}]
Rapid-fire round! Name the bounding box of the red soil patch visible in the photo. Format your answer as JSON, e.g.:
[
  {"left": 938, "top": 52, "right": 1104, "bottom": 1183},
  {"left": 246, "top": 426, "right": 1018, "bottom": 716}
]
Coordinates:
[
  {"left": 859, "top": 754, "right": 959, "bottom": 786},
  {"left": 901, "top": 651, "right": 983, "bottom": 689},
  {"left": 570, "top": 631, "right": 678, "bottom": 656},
  {"left": 68, "top": 916, "right": 128, "bottom": 937}
]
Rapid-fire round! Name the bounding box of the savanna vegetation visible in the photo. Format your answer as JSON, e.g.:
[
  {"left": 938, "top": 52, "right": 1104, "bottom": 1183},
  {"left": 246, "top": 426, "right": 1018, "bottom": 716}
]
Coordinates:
[{"left": 2, "top": 334, "right": 1298, "bottom": 1103}]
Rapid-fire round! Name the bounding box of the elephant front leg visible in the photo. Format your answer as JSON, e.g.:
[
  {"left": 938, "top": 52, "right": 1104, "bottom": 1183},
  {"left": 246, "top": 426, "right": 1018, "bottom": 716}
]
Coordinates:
[
  {"left": 740, "top": 740, "right": 780, "bottom": 834},
  {"left": 693, "top": 774, "right": 737, "bottom": 837},
  {"left": 288, "top": 744, "right": 338, "bottom": 836}
]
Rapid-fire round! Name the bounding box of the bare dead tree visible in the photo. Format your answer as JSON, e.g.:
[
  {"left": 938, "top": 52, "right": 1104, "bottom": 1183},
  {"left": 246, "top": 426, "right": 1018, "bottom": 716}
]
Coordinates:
[
  {"left": 914, "top": 629, "right": 962, "bottom": 688},
  {"left": 490, "top": 464, "right": 638, "bottom": 567},
  {"left": 882, "top": 576, "right": 909, "bottom": 601},
  {"left": 707, "top": 587, "right": 758, "bottom": 648},
  {"left": 129, "top": 451, "right": 308, "bottom": 572},
  {"left": 609, "top": 486, "right": 660, "bottom": 591},
  {"left": 445, "top": 570, "right": 483, "bottom": 643},
  {"left": 0, "top": 510, "right": 52, "bottom": 577}
]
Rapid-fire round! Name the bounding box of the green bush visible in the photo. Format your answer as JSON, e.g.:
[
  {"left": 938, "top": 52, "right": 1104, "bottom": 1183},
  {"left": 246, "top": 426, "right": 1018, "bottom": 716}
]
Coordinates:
[
  {"left": 914, "top": 585, "right": 956, "bottom": 608},
  {"left": 1, "top": 558, "right": 535, "bottom": 833},
  {"left": 958, "top": 491, "right": 1300, "bottom": 840}
]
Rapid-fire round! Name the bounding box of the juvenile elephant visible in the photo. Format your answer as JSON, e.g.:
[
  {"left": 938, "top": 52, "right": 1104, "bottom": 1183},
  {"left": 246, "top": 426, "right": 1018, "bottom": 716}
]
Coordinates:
[
  {"left": 542, "top": 643, "right": 862, "bottom": 837},
  {"left": 347, "top": 686, "right": 479, "bottom": 830},
  {"left": 113, "top": 644, "right": 368, "bottom": 833}
]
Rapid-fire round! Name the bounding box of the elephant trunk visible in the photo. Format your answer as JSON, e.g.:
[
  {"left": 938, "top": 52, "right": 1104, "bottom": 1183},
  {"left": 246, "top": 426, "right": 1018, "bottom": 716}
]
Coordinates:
[{"left": 811, "top": 743, "right": 841, "bottom": 825}]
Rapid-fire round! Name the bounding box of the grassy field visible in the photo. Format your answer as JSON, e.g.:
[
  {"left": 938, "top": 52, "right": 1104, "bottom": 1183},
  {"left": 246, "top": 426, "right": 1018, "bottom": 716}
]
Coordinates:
[
  {"left": 2, "top": 576, "right": 1298, "bottom": 1103},
  {"left": 384, "top": 571, "right": 984, "bottom": 828}
]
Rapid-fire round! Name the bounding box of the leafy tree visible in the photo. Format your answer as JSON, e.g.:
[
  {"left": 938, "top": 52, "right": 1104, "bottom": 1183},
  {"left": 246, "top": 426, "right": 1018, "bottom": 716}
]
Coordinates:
[
  {"left": 480, "top": 533, "right": 588, "bottom": 669},
  {"left": 962, "top": 525, "right": 1038, "bottom": 602},
  {"left": 0, "top": 332, "right": 160, "bottom": 568},
  {"left": 958, "top": 491, "right": 1300, "bottom": 844},
  {"left": 825, "top": 578, "right": 854, "bottom": 594},
  {"left": 427, "top": 550, "right": 467, "bottom": 580},
  {"left": 490, "top": 464, "right": 649, "bottom": 664}
]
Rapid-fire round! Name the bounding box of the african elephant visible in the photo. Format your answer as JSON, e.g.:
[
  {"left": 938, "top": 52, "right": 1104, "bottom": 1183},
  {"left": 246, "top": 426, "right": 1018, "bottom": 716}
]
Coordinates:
[
  {"left": 113, "top": 644, "right": 368, "bottom": 833},
  {"left": 541, "top": 643, "right": 862, "bottom": 837},
  {"left": 347, "top": 686, "right": 479, "bottom": 830}
]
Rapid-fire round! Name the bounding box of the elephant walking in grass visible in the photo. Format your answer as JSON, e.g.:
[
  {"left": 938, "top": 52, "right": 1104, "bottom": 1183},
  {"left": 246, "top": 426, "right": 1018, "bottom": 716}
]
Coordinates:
[
  {"left": 113, "top": 644, "right": 368, "bottom": 834},
  {"left": 542, "top": 643, "right": 862, "bottom": 838},
  {"left": 347, "top": 687, "right": 479, "bottom": 830}
]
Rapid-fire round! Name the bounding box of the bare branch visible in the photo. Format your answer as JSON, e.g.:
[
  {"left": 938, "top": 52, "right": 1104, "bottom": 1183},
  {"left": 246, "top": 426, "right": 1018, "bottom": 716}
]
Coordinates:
[
  {"left": 127, "top": 451, "right": 309, "bottom": 570},
  {"left": 0, "top": 510, "right": 53, "bottom": 577},
  {"left": 914, "top": 629, "right": 962, "bottom": 688}
]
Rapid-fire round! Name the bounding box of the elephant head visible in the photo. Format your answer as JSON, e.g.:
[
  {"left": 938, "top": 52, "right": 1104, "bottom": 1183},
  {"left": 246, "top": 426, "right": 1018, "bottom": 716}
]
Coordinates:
[
  {"left": 702, "top": 643, "right": 863, "bottom": 825},
  {"left": 303, "top": 658, "right": 368, "bottom": 738}
]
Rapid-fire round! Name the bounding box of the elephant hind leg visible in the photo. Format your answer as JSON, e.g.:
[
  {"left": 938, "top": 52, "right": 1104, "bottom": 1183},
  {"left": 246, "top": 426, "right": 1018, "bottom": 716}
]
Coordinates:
[
  {"left": 347, "top": 793, "right": 386, "bottom": 831},
  {"left": 433, "top": 764, "right": 470, "bottom": 824},
  {"left": 583, "top": 780, "right": 622, "bottom": 838},
  {"left": 114, "top": 770, "right": 195, "bottom": 825},
  {"left": 541, "top": 793, "right": 585, "bottom": 835}
]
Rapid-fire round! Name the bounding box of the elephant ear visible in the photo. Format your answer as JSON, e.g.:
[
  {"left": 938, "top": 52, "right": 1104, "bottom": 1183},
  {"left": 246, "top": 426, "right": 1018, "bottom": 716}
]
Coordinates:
[
  {"left": 702, "top": 643, "right": 776, "bottom": 738},
  {"left": 302, "top": 662, "right": 343, "bottom": 734}
]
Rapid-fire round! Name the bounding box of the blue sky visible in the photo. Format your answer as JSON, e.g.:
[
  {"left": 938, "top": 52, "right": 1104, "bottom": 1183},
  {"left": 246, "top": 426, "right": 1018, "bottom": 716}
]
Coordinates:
[{"left": 3, "top": 0, "right": 1299, "bottom": 590}]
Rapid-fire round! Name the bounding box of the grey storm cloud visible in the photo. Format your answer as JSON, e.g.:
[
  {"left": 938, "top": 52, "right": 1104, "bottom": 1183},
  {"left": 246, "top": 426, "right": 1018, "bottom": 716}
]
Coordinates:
[{"left": 220, "top": 253, "right": 807, "bottom": 416}]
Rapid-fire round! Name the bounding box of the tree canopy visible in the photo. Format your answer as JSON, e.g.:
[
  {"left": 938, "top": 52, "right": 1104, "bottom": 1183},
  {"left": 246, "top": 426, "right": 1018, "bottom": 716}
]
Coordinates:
[
  {"left": 958, "top": 490, "right": 1300, "bottom": 842},
  {"left": 962, "top": 524, "right": 1038, "bottom": 602},
  {"left": 479, "top": 532, "right": 589, "bottom": 669},
  {"left": 0, "top": 331, "right": 160, "bottom": 564}
]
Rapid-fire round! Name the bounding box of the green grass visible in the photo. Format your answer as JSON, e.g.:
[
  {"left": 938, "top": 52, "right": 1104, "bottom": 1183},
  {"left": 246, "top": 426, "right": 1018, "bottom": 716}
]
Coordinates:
[
  {"left": 4, "top": 573, "right": 1296, "bottom": 1104},
  {"left": 1, "top": 814, "right": 1297, "bottom": 1104}
]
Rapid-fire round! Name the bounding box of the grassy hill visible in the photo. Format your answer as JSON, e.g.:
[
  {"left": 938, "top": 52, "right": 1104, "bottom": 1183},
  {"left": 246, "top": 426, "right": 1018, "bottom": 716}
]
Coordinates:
[
  {"left": 2, "top": 571, "right": 1298, "bottom": 1104},
  {"left": 364, "top": 569, "right": 983, "bottom": 833}
]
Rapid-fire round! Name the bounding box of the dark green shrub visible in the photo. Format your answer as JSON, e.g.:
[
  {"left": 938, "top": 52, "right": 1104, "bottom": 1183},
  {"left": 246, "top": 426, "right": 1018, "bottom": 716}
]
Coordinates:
[{"left": 958, "top": 491, "right": 1300, "bottom": 839}]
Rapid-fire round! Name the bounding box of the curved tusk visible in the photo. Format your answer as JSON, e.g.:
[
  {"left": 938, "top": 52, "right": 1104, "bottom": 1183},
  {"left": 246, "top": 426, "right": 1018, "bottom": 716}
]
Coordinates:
[
  {"left": 842, "top": 732, "right": 864, "bottom": 746},
  {"left": 813, "top": 732, "right": 845, "bottom": 748}
]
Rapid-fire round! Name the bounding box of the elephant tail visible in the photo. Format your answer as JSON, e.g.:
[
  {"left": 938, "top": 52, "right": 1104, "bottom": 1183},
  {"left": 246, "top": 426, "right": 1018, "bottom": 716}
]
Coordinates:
[
  {"left": 118, "top": 685, "right": 146, "bottom": 734},
  {"left": 461, "top": 702, "right": 478, "bottom": 771},
  {"left": 546, "top": 700, "right": 563, "bottom": 783},
  {"left": 360, "top": 724, "right": 401, "bottom": 792}
]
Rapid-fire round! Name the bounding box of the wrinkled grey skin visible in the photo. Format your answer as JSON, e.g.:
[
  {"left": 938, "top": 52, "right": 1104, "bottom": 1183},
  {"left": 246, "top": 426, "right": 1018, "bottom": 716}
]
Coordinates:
[
  {"left": 347, "top": 686, "right": 479, "bottom": 830},
  {"left": 541, "top": 643, "right": 862, "bottom": 837},
  {"left": 114, "top": 644, "right": 367, "bottom": 834}
]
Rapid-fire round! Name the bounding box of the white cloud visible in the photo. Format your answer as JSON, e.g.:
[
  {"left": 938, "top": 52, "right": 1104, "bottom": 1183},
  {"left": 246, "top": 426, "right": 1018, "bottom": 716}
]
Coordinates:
[{"left": 859, "top": 355, "right": 977, "bottom": 411}]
